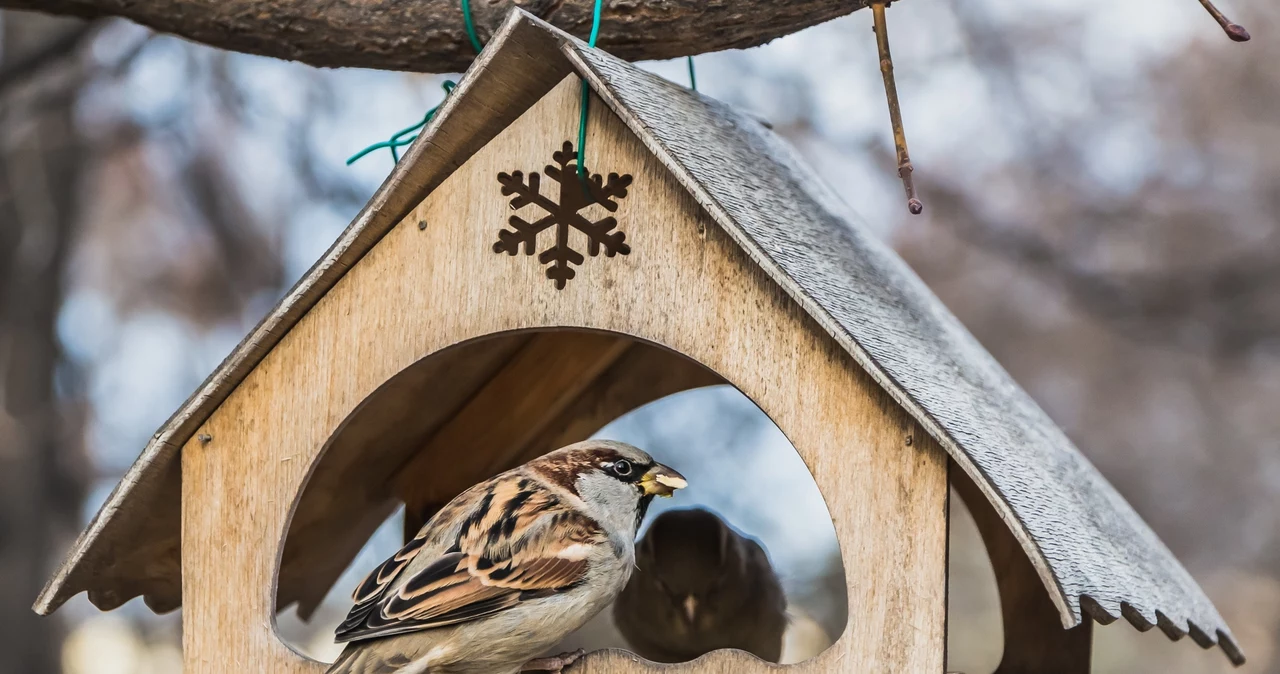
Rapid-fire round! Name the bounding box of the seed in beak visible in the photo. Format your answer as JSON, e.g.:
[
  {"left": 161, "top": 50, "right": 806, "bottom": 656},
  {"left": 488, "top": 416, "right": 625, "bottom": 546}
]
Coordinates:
[
  {"left": 655, "top": 474, "right": 687, "bottom": 490},
  {"left": 640, "top": 465, "right": 688, "bottom": 497}
]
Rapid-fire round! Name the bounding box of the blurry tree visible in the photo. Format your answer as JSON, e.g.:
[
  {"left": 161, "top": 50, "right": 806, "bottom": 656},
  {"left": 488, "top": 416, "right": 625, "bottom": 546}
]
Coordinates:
[
  {"left": 0, "top": 13, "right": 93, "bottom": 673},
  {"left": 884, "top": 1, "right": 1280, "bottom": 670},
  {"left": 0, "top": 8, "right": 364, "bottom": 673},
  {"left": 894, "top": 0, "right": 1280, "bottom": 566}
]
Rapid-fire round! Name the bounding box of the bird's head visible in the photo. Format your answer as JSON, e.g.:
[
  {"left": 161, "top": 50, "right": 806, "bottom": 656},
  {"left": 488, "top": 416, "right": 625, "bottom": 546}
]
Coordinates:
[
  {"left": 614, "top": 508, "right": 787, "bottom": 663},
  {"left": 531, "top": 440, "right": 686, "bottom": 534}
]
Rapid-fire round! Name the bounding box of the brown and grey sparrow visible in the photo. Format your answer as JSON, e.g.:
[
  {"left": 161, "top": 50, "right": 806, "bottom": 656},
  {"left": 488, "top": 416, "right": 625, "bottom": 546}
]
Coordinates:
[
  {"left": 612, "top": 508, "right": 788, "bottom": 664},
  {"left": 326, "top": 440, "right": 687, "bottom": 674}
]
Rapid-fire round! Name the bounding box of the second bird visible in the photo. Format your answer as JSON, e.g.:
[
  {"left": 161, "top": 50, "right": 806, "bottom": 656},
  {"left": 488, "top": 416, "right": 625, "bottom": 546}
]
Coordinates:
[{"left": 613, "top": 508, "right": 788, "bottom": 663}]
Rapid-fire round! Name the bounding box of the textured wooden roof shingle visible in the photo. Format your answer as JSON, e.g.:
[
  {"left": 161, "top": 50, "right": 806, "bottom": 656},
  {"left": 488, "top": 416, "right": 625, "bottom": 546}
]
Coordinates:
[{"left": 36, "top": 9, "right": 1241, "bottom": 665}]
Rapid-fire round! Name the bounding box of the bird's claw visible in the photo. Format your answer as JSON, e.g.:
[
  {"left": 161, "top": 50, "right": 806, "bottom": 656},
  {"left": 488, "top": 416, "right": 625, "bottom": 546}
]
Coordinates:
[{"left": 521, "top": 649, "right": 585, "bottom": 672}]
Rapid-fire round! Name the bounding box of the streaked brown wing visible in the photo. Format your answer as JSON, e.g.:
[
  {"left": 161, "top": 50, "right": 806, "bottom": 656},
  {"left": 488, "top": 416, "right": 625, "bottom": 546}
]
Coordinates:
[
  {"left": 335, "top": 475, "right": 606, "bottom": 643},
  {"left": 351, "top": 534, "right": 426, "bottom": 604},
  {"left": 335, "top": 523, "right": 433, "bottom": 638},
  {"left": 334, "top": 481, "right": 490, "bottom": 640}
]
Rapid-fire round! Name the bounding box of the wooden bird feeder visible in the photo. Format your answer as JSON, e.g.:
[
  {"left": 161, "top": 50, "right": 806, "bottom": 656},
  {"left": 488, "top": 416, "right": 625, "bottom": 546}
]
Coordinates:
[{"left": 35, "top": 10, "right": 1243, "bottom": 673}]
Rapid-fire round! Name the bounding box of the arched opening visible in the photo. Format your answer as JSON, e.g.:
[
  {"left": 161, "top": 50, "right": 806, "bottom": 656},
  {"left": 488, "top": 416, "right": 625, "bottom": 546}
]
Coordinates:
[
  {"left": 274, "top": 328, "right": 847, "bottom": 665},
  {"left": 946, "top": 488, "right": 1004, "bottom": 673},
  {"left": 949, "top": 469, "right": 1094, "bottom": 673}
]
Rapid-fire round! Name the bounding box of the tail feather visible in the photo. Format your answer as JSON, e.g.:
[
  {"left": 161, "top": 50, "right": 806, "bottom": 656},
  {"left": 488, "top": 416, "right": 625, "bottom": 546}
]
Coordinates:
[{"left": 326, "top": 645, "right": 417, "bottom": 674}]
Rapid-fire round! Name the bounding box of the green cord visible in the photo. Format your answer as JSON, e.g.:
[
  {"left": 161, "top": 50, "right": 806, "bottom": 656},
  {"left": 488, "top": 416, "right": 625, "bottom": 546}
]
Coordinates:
[
  {"left": 588, "top": 0, "right": 603, "bottom": 44},
  {"left": 349, "top": 0, "right": 626, "bottom": 172},
  {"left": 577, "top": 83, "right": 591, "bottom": 179},
  {"left": 576, "top": 0, "right": 604, "bottom": 179},
  {"left": 460, "top": 0, "right": 484, "bottom": 54},
  {"left": 347, "top": 0, "right": 482, "bottom": 166},
  {"left": 687, "top": 56, "right": 697, "bottom": 91},
  {"left": 346, "top": 81, "right": 456, "bottom": 165}
]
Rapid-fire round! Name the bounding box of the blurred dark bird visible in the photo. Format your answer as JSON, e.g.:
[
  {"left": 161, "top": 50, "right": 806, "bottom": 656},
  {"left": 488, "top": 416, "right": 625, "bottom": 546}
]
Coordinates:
[
  {"left": 613, "top": 508, "right": 788, "bottom": 663},
  {"left": 327, "top": 440, "right": 687, "bottom": 674}
]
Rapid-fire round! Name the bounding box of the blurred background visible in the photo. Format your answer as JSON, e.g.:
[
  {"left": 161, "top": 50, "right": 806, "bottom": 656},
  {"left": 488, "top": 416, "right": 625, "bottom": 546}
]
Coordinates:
[{"left": 0, "top": 0, "right": 1276, "bottom": 672}]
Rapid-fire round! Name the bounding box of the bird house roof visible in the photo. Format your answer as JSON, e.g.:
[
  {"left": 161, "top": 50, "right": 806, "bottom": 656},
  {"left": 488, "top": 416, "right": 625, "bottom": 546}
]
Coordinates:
[{"left": 37, "top": 9, "right": 1240, "bottom": 664}]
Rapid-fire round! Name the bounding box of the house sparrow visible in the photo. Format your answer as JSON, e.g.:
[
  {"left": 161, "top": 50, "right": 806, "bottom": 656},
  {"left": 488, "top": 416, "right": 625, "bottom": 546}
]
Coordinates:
[
  {"left": 327, "top": 439, "right": 687, "bottom": 674},
  {"left": 613, "top": 508, "right": 788, "bottom": 663}
]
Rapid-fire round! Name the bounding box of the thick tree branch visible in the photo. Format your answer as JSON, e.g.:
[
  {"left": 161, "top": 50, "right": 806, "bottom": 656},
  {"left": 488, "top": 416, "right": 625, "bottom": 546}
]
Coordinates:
[{"left": 3, "top": 0, "right": 866, "bottom": 73}]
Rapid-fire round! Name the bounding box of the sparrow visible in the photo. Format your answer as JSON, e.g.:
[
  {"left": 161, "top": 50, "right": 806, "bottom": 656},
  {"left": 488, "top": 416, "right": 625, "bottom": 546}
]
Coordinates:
[
  {"left": 326, "top": 439, "right": 687, "bottom": 674},
  {"left": 612, "top": 508, "right": 788, "bottom": 664}
]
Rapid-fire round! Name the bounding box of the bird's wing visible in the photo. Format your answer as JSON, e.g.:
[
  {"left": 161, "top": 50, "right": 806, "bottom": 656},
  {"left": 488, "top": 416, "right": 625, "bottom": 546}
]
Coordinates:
[{"left": 334, "top": 474, "right": 606, "bottom": 643}]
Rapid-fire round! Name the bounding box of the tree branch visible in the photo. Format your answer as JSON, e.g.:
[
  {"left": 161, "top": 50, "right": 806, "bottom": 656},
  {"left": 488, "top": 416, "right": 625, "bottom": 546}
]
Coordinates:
[{"left": 3, "top": 0, "right": 866, "bottom": 72}]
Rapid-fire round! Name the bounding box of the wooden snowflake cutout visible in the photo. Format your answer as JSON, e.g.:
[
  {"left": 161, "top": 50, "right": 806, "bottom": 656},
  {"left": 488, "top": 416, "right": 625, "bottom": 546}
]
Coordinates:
[{"left": 493, "top": 141, "right": 632, "bottom": 289}]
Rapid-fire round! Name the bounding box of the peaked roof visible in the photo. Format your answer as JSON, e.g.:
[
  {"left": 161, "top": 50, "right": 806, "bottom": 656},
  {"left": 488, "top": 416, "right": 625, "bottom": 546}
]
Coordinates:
[{"left": 38, "top": 9, "right": 1240, "bottom": 664}]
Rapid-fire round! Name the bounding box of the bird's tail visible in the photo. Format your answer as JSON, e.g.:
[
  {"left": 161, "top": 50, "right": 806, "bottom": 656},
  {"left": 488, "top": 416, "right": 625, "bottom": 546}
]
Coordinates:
[{"left": 326, "top": 645, "right": 417, "bottom": 674}]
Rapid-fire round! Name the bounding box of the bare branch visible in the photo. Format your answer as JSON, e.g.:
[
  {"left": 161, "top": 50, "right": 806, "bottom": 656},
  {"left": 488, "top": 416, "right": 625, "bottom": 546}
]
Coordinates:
[
  {"left": 0, "top": 19, "right": 92, "bottom": 94},
  {"left": 2, "top": 0, "right": 866, "bottom": 73}
]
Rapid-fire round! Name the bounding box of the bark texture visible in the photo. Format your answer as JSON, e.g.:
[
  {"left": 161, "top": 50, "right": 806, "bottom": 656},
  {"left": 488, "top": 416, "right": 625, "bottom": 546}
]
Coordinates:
[{"left": 1, "top": 0, "right": 866, "bottom": 73}]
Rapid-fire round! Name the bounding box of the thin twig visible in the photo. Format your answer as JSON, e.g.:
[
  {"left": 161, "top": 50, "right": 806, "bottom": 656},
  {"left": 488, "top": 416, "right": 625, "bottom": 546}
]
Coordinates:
[
  {"left": 870, "top": 2, "right": 923, "bottom": 215},
  {"left": 1195, "top": 0, "right": 1251, "bottom": 42}
]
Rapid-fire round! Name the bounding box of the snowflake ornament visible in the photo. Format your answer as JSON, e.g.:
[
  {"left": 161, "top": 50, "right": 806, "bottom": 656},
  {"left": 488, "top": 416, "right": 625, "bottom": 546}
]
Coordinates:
[{"left": 493, "top": 141, "right": 633, "bottom": 288}]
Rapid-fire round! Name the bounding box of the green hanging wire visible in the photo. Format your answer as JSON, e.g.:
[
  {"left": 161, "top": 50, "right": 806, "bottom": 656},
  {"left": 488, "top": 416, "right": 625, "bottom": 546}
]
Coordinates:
[
  {"left": 348, "top": 0, "right": 483, "bottom": 166},
  {"left": 460, "top": 0, "right": 485, "bottom": 53},
  {"left": 346, "top": 81, "right": 457, "bottom": 165},
  {"left": 576, "top": 0, "right": 604, "bottom": 179},
  {"left": 350, "top": 0, "right": 611, "bottom": 172},
  {"left": 687, "top": 56, "right": 697, "bottom": 91}
]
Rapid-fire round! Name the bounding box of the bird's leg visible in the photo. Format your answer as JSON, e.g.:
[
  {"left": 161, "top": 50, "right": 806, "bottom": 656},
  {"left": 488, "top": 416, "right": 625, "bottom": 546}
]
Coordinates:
[{"left": 521, "top": 649, "right": 585, "bottom": 673}]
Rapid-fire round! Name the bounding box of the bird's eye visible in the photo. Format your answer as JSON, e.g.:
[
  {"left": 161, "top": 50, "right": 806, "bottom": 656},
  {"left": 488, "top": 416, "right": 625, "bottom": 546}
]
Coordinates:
[{"left": 612, "top": 459, "right": 634, "bottom": 476}]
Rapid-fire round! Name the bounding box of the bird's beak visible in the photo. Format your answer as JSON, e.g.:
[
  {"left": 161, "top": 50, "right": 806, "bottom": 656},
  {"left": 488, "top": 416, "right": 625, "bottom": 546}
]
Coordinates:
[{"left": 639, "top": 463, "right": 687, "bottom": 497}]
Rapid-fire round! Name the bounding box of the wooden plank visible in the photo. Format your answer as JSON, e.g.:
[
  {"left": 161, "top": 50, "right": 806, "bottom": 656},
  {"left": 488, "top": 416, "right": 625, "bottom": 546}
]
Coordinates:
[
  {"left": 515, "top": 342, "right": 725, "bottom": 464},
  {"left": 394, "top": 331, "right": 631, "bottom": 536},
  {"left": 952, "top": 465, "right": 1092, "bottom": 673},
  {"left": 180, "top": 76, "right": 948, "bottom": 673}
]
